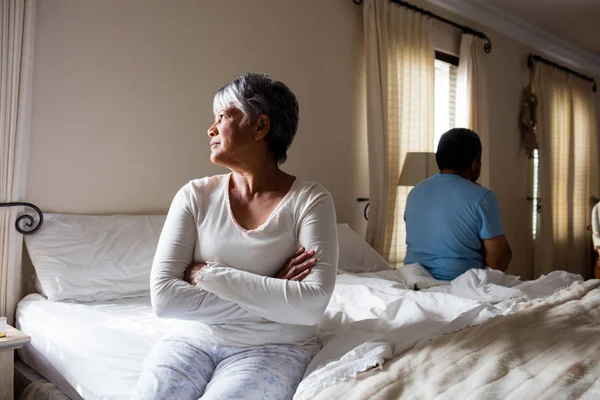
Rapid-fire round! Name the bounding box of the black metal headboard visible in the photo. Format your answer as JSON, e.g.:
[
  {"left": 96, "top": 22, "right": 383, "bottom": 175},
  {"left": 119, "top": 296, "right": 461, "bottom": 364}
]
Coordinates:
[{"left": 0, "top": 202, "right": 44, "bottom": 235}]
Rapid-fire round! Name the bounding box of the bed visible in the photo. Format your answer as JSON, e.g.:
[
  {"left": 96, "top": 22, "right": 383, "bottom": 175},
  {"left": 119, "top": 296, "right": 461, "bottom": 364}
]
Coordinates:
[{"left": 15, "top": 213, "right": 600, "bottom": 399}]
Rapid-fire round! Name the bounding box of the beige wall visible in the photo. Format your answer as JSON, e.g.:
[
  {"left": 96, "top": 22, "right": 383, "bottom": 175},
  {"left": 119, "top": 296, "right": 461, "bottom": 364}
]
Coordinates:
[
  {"left": 27, "top": 0, "right": 368, "bottom": 229},
  {"left": 27, "top": 0, "right": 599, "bottom": 279}
]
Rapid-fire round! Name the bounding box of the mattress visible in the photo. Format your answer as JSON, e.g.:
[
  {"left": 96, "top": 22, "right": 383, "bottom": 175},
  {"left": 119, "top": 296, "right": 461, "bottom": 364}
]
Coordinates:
[
  {"left": 16, "top": 294, "right": 170, "bottom": 399},
  {"left": 18, "top": 345, "right": 81, "bottom": 400}
]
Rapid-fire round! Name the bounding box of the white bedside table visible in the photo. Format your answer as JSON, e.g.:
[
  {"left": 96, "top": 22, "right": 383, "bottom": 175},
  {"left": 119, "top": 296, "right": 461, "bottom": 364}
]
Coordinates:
[{"left": 0, "top": 325, "right": 31, "bottom": 400}]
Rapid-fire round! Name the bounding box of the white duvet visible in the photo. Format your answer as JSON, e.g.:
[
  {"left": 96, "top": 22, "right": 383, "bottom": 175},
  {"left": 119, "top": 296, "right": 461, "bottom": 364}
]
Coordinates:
[
  {"left": 307, "top": 279, "right": 600, "bottom": 400},
  {"left": 294, "top": 266, "right": 582, "bottom": 399},
  {"left": 16, "top": 266, "right": 581, "bottom": 400}
]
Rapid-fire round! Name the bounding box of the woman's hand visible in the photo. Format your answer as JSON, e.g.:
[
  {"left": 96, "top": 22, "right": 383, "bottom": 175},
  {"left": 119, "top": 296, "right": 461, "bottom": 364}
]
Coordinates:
[
  {"left": 276, "top": 247, "right": 317, "bottom": 281},
  {"left": 184, "top": 262, "right": 208, "bottom": 286}
]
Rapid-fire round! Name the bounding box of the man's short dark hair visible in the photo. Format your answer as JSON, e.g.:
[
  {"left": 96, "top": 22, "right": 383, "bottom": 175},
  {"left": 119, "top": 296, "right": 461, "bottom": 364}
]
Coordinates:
[{"left": 436, "top": 128, "right": 482, "bottom": 171}]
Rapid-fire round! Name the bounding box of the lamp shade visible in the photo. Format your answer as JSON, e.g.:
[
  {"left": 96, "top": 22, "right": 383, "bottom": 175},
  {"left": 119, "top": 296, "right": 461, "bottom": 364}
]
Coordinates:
[{"left": 398, "top": 152, "right": 438, "bottom": 186}]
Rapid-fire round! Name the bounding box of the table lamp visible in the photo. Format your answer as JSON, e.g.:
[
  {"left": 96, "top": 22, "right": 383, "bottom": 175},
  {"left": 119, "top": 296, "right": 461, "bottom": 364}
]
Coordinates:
[{"left": 398, "top": 152, "right": 438, "bottom": 186}]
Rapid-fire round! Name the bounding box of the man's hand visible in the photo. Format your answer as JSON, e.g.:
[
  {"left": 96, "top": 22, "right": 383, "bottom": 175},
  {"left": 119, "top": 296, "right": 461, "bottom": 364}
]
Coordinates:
[
  {"left": 276, "top": 247, "right": 317, "bottom": 281},
  {"left": 184, "top": 262, "right": 208, "bottom": 286}
]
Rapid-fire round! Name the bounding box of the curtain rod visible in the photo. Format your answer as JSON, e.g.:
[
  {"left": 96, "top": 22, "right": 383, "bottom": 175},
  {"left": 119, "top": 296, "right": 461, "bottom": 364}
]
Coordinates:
[
  {"left": 527, "top": 54, "right": 597, "bottom": 93},
  {"left": 352, "top": 0, "right": 492, "bottom": 53}
]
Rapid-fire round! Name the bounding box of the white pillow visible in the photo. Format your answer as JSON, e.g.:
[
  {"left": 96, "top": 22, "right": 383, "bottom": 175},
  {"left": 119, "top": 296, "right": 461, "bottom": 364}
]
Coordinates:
[
  {"left": 337, "top": 224, "right": 391, "bottom": 273},
  {"left": 25, "top": 213, "right": 166, "bottom": 302}
]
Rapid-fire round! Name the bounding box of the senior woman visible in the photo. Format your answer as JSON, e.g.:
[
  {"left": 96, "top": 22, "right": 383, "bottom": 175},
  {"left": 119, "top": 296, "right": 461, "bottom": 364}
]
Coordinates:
[{"left": 132, "top": 73, "right": 339, "bottom": 399}]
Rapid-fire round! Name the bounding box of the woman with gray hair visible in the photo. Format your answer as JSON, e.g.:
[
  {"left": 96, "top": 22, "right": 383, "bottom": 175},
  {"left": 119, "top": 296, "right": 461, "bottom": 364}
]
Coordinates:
[{"left": 132, "top": 73, "right": 339, "bottom": 399}]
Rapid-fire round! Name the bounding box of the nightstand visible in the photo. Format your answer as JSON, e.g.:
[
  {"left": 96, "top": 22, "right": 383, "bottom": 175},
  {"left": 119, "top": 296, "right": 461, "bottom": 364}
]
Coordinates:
[{"left": 0, "top": 325, "right": 31, "bottom": 400}]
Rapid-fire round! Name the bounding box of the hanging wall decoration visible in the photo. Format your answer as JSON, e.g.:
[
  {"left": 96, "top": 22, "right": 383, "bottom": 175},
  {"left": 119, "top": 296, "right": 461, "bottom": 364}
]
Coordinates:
[{"left": 519, "top": 85, "right": 538, "bottom": 158}]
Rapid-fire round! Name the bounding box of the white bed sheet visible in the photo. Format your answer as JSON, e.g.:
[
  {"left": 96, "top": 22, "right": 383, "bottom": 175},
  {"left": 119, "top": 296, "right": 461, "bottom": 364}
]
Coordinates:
[
  {"left": 19, "top": 343, "right": 82, "bottom": 400},
  {"left": 17, "top": 295, "right": 171, "bottom": 399},
  {"left": 16, "top": 267, "right": 582, "bottom": 400}
]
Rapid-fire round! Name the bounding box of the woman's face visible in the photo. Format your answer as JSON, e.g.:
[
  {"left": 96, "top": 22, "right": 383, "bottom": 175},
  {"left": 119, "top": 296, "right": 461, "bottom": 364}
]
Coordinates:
[{"left": 207, "top": 106, "right": 258, "bottom": 167}]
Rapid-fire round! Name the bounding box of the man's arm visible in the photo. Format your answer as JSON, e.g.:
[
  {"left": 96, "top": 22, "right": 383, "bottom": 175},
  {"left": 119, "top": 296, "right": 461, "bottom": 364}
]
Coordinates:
[
  {"left": 482, "top": 234, "right": 512, "bottom": 272},
  {"left": 478, "top": 191, "right": 511, "bottom": 272}
]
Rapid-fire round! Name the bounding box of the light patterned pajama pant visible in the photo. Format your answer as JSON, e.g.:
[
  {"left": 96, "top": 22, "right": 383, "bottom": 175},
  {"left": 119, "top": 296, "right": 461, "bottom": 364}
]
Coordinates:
[{"left": 131, "top": 335, "right": 316, "bottom": 400}]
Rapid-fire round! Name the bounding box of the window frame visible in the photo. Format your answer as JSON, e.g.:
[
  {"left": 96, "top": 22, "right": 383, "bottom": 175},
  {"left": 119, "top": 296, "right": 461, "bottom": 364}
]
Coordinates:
[{"left": 435, "top": 50, "right": 459, "bottom": 67}]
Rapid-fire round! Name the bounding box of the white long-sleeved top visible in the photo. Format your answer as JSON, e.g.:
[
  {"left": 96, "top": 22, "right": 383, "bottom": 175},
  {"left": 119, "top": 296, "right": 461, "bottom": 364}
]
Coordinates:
[
  {"left": 150, "top": 174, "right": 339, "bottom": 347},
  {"left": 592, "top": 202, "right": 600, "bottom": 248}
]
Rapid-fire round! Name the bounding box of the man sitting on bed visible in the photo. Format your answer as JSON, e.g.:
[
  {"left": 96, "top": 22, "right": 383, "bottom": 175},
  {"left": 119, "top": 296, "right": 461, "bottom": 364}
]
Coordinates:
[{"left": 403, "top": 128, "right": 512, "bottom": 281}]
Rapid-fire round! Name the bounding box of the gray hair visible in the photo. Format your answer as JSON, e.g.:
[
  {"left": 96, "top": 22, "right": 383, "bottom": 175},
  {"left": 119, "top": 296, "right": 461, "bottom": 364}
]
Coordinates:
[{"left": 213, "top": 72, "right": 299, "bottom": 165}]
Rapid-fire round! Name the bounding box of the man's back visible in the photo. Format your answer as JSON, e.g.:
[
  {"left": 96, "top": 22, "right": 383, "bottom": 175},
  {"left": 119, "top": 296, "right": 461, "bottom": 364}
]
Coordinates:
[{"left": 404, "top": 173, "right": 504, "bottom": 281}]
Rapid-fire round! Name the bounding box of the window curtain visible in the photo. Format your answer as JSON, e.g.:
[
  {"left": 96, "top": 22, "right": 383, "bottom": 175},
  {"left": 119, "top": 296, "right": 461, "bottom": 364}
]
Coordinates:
[
  {"left": 363, "top": 0, "right": 434, "bottom": 264},
  {"left": 0, "top": 0, "right": 35, "bottom": 324},
  {"left": 455, "top": 34, "right": 489, "bottom": 186},
  {"left": 533, "top": 63, "right": 599, "bottom": 279}
]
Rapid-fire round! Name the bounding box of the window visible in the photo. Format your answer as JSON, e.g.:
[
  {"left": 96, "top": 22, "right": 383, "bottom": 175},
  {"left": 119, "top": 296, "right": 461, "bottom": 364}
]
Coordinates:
[
  {"left": 392, "top": 51, "right": 459, "bottom": 267},
  {"left": 433, "top": 51, "right": 458, "bottom": 152},
  {"left": 531, "top": 149, "right": 539, "bottom": 240}
]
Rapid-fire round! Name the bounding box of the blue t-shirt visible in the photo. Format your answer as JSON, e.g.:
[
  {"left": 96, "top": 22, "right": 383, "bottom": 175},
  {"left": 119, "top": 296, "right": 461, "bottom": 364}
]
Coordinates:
[{"left": 403, "top": 174, "right": 504, "bottom": 281}]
